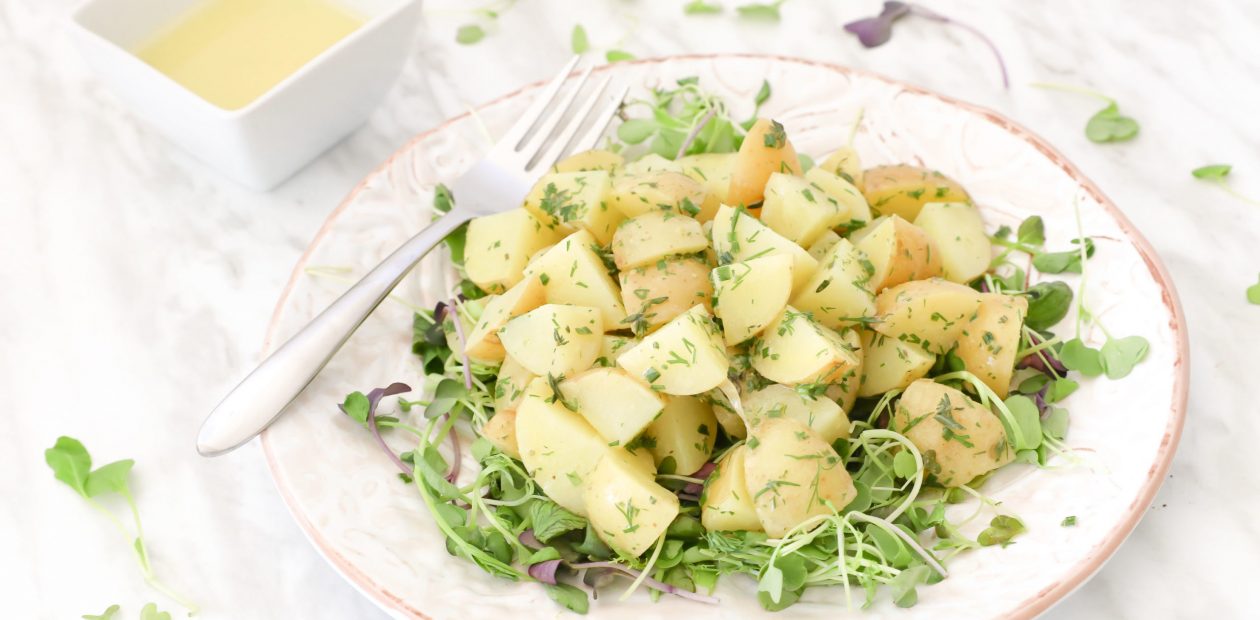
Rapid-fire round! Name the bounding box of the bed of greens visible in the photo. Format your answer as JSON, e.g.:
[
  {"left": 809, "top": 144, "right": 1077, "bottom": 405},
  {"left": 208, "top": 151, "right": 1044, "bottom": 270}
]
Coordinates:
[{"left": 335, "top": 78, "right": 1148, "bottom": 614}]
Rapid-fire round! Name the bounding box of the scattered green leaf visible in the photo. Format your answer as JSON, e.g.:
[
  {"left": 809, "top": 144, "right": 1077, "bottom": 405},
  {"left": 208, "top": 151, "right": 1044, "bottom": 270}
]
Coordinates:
[
  {"left": 82, "top": 605, "right": 120, "bottom": 620},
  {"left": 1099, "top": 335, "right": 1149, "bottom": 379},
  {"left": 1061, "top": 515, "right": 1078, "bottom": 527},
  {"left": 139, "top": 603, "right": 171, "bottom": 620},
  {"left": 977, "top": 515, "right": 1026, "bottom": 547},
  {"left": 570, "top": 24, "right": 589, "bottom": 54},
  {"left": 1191, "top": 164, "right": 1231, "bottom": 180},
  {"left": 1023, "top": 281, "right": 1073, "bottom": 330},
  {"left": 605, "top": 49, "right": 635, "bottom": 62},
  {"left": 1085, "top": 102, "right": 1139, "bottom": 143},
  {"left": 1248, "top": 275, "right": 1260, "bottom": 305},
  {"left": 684, "top": 0, "right": 723, "bottom": 14},
  {"left": 1059, "top": 338, "right": 1103, "bottom": 377},
  {"left": 544, "top": 583, "right": 590, "bottom": 614},
  {"left": 455, "top": 24, "right": 485, "bottom": 45},
  {"left": 737, "top": 1, "right": 784, "bottom": 20}
]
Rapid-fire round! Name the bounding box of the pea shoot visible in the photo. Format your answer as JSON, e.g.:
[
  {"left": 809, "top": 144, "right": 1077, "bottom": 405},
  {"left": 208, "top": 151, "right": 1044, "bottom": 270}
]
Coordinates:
[
  {"left": 1030, "top": 83, "right": 1140, "bottom": 143},
  {"left": 1192, "top": 164, "right": 1260, "bottom": 207}
]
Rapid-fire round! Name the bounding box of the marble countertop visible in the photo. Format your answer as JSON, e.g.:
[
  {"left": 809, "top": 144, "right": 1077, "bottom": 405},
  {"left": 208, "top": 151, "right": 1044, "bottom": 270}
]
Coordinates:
[{"left": 3, "top": 0, "right": 1259, "bottom": 617}]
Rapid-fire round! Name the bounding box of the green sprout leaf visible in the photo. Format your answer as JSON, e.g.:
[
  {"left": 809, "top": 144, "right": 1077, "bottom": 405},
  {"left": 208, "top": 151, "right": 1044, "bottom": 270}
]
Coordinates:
[
  {"left": 45, "top": 436, "right": 92, "bottom": 497},
  {"left": 1099, "top": 335, "right": 1149, "bottom": 379},
  {"left": 1032, "top": 238, "right": 1094, "bottom": 274},
  {"left": 1248, "top": 275, "right": 1260, "bottom": 305},
  {"left": 341, "top": 391, "right": 371, "bottom": 427},
  {"left": 1061, "top": 515, "right": 1078, "bottom": 527},
  {"left": 1016, "top": 215, "right": 1045, "bottom": 246},
  {"left": 977, "top": 515, "right": 1026, "bottom": 547},
  {"left": 425, "top": 379, "right": 466, "bottom": 418},
  {"left": 82, "top": 604, "right": 120, "bottom": 620},
  {"left": 684, "top": 0, "right": 723, "bottom": 14},
  {"left": 543, "top": 583, "right": 590, "bottom": 614},
  {"left": 570, "top": 24, "right": 589, "bottom": 54},
  {"left": 1042, "top": 407, "right": 1070, "bottom": 441},
  {"left": 888, "top": 565, "right": 932, "bottom": 608},
  {"left": 757, "top": 563, "right": 784, "bottom": 602},
  {"left": 1022, "top": 281, "right": 1073, "bottom": 330},
  {"left": 1003, "top": 395, "right": 1042, "bottom": 451},
  {"left": 528, "top": 499, "right": 587, "bottom": 542},
  {"left": 1059, "top": 338, "right": 1103, "bottom": 377},
  {"left": 85, "top": 459, "right": 135, "bottom": 498},
  {"left": 737, "top": 1, "right": 784, "bottom": 20},
  {"left": 1046, "top": 378, "right": 1079, "bottom": 403},
  {"left": 605, "top": 49, "right": 635, "bottom": 62},
  {"left": 617, "top": 118, "right": 657, "bottom": 144},
  {"left": 1085, "top": 102, "right": 1139, "bottom": 143},
  {"left": 1192, "top": 164, "right": 1231, "bottom": 180},
  {"left": 893, "top": 450, "right": 918, "bottom": 478},
  {"left": 139, "top": 603, "right": 171, "bottom": 620},
  {"left": 455, "top": 24, "right": 485, "bottom": 45}
]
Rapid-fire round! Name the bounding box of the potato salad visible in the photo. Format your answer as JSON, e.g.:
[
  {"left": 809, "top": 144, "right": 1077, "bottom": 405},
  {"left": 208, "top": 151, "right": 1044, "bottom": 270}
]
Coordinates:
[{"left": 337, "top": 78, "right": 1137, "bottom": 613}]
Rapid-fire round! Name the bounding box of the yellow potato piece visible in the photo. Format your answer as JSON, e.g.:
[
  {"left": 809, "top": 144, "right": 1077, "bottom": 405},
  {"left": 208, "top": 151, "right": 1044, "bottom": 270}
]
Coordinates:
[
  {"left": 482, "top": 409, "right": 520, "bottom": 459},
  {"left": 552, "top": 149, "right": 624, "bottom": 173},
  {"left": 711, "top": 204, "right": 818, "bottom": 292},
  {"left": 595, "top": 334, "right": 639, "bottom": 368},
  {"left": 852, "top": 215, "right": 942, "bottom": 292},
  {"left": 677, "top": 152, "right": 735, "bottom": 222},
  {"left": 617, "top": 305, "right": 729, "bottom": 395},
  {"left": 805, "top": 167, "right": 872, "bottom": 228},
  {"left": 701, "top": 445, "right": 762, "bottom": 532},
  {"left": 612, "top": 211, "right": 709, "bottom": 271},
  {"left": 498, "top": 304, "right": 603, "bottom": 377},
  {"left": 891, "top": 379, "right": 1013, "bottom": 487},
  {"left": 608, "top": 170, "right": 707, "bottom": 219},
  {"left": 791, "top": 238, "right": 878, "bottom": 330},
  {"left": 620, "top": 257, "right": 714, "bottom": 334},
  {"left": 525, "top": 230, "right": 627, "bottom": 327},
  {"left": 873, "top": 278, "right": 983, "bottom": 354},
  {"left": 857, "top": 329, "right": 935, "bottom": 397},
  {"left": 955, "top": 293, "right": 1028, "bottom": 398},
  {"left": 806, "top": 229, "right": 841, "bottom": 262},
  {"left": 583, "top": 449, "right": 680, "bottom": 557},
  {"left": 744, "top": 418, "right": 856, "bottom": 537},
  {"left": 522, "top": 170, "right": 623, "bottom": 244},
  {"left": 742, "top": 383, "right": 851, "bottom": 442},
  {"left": 862, "top": 164, "right": 970, "bottom": 221},
  {"left": 728, "top": 118, "right": 802, "bottom": 207},
  {"left": 760, "top": 172, "right": 849, "bottom": 247},
  {"left": 751, "top": 306, "right": 860, "bottom": 387},
  {"left": 817, "top": 146, "right": 864, "bottom": 191},
  {"left": 492, "top": 355, "right": 535, "bottom": 414},
  {"left": 642, "top": 395, "right": 718, "bottom": 476},
  {"left": 463, "top": 277, "right": 546, "bottom": 362},
  {"left": 465, "top": 208, "right": 561, "bottom": 293},
  {"left": 914, "top": 202, "right": 992, "bottom": 284},
  {"left": 561, "top": 367, "right": 666, "bottom": 445},
  {"left": 712, "top": 253, "right": 794, "bottom": 346}
]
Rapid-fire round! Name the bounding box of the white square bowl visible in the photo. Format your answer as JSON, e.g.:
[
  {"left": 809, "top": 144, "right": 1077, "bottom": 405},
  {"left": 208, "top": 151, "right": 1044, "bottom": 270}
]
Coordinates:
[{"left": 70, "top": 0, "right": 422, "bottom": 190}]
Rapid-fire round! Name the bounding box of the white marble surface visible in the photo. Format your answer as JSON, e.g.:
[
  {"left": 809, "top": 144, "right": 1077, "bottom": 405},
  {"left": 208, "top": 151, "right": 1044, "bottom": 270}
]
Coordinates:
[{"left": 2, "top": 0, "right": 1258, "bottom": 618}]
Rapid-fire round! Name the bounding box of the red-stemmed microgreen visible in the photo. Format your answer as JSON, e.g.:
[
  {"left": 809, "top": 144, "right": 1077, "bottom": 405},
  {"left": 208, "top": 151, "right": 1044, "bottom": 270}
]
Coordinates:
[
  {"left": 1192, "top": 164, "right": 1260, "bottom": 207},
  {"left": 843, "top": 2, "right": 1010, "bottom": 89},
  {"left": 1030, "top": 82, "right": 1140, "bottom": 143},
  {"left": 44, "top": 437, "right": 198, "bottom": 615}
]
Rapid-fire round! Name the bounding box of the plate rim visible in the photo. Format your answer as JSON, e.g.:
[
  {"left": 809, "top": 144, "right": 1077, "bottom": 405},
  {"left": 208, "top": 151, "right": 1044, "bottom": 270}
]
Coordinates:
[{"left": 257, "top": 53, "right": 1190, "bottom": 620}]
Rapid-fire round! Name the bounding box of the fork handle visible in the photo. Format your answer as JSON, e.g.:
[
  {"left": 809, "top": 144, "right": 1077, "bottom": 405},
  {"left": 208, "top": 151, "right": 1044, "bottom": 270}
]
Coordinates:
[{"left": 197, "top": 208, "right": 472, "bottom": 456}]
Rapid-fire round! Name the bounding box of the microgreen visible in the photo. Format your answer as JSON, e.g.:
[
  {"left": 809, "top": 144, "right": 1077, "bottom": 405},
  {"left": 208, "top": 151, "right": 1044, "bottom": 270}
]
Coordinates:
[
  {"left": 1031, "top": 238, "right": 1094, "bottom": 274},
  {"left": 1248, "top": 275, "right": 1260, "bottom": 305},
  {"left": 1058, "top": 338, "right": 1103, "bottom": 377},
  {"left": 544, "top": 583, "right": 590, "bottom": 613},
  {"left": 1192, "top": 164, "right": 1260, "bottom": 206},
  {"left": 45, "top": 437, "right": 197, "bottom": 614},
  {"left": 570, "top": 24, "right": 589, "bottom": 54},
  {"left": 455, "top": 24, "right": 485, "bottom": 45},
  {"left": 1061, "top": 516, "right": 1077, "bottom": 527},
  {"left": 737, "top": 0, "right": 786, "bottom": 21},
  {"left": 82, "top": 605, "right": 120, "bottom": 620},
  {"left": 1031, "top": 83, "right": 1139, "bottom": 143},
  {"left": 138, "top": 604, "right": 172, "bottom": 620},
  {"left": 617, "top": 76, "right": 758, "bottom": 159},
  {"left": 843, "top": 2, "right": 1009, "bottom": 88},
  {"left": 1022, "top": 281, "right": 1073, "bottom": 330},
  {"left": 684, "top": 0, "right": 723, "bottom": 15},
  {"left": 1099, "top": 335, "right": 1149, "bottom": 380},
  {"left": 450, "top": 0, "right": 517, "bottom": 45},
  {"left": 977, "top": 515, "right": 1025, "bottom": 547},
  {"left": 606, "top": 50, "right": 636, "bottom": 62}
]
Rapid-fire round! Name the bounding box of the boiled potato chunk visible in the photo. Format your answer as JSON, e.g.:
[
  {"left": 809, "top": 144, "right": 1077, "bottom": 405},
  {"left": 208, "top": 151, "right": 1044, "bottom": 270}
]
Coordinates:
[
  {"left": 711, "top": 204, "right": 817, "bottom": 291},
  {"left": 862, "top": 164, "right": 970, "bottom": 220},
  {"left": 463, "top": 278, "right": 546, "bottom": 362},
  {"left": 620, "top": 153, "right": 683, "bottom": 175},
  {"left": 711, "top": 253, "right": 794, "bottom": 346},
  {"left": 584, "top": 449, "right": 680, "bottom": 557},
  {"left": 700, "top": 445, "right": 762, "bottom": 532},
  {"left": 805, "top": 167, "right": 872, "bottom": 228},
  {"left": 891, "top": 379, "right": 1013, "bottom": 486},
  {"left": 914, "top": 202, "right": 992, "bottom": 283},
  {"left": 465, "top": 209, "right": 561, "bottom": 293},
  {"left": 751, "top": 306, "right": 860, "bottom": 386},
  {"left": 526, "top": 230, "right": 627, "bottom": 326},
  {"left": 492, "top": 355, "right": 535, "bottom": 414},
  {"left": 742, "top": 384, "right": 851, "bottom": 442},
  {"left": 791, "top": 238, "right": 877, "bottom": 330},
  {"left": 853, "top": 215, "right": 942, "bottom": 291},
  {"left": 608, "top": 170, "right": 707, "bottom": 219},
  {"left": 596, "top": 335, "right": 639, "bottom": 368},
  {"left": 677, "top": 152, "right": 735, "bottom": 222},
  {"left": 744, "top": 418, "right": 856, "bottom": 537},
  {"left": 482, "top": 409, "right": 520, "bottom": 459},
  {"left": 818, "top": 146, "right": 864, "bottom": 190},
  {"left": 807, "top": 229, "right": 841, "bottom": 262},
  {"left": 612, "top": 211, "right": 708, "bottom": 270},
  {"left": 858, "top": 330, "right": 936, "bottom": 397},
  {"left": 561, "top": 367, "right": 666, "bottom": 445},
  {"left": 617, "top": 305, "right": 729, "bottom": 395},
  {"left": 516, "top": 378, "right": 651, "bottom": 515},
  {"left": 760, "top": 172, "right": 848, "bottom": 247},
  {"left": 522, "top": 170, "right": 623, "bottom": 244},
  {"left": 955, "top": 293, "right": 1028, "bottom": 398},
  {"left": 708, "top": 389, "right": 748, "bottom": 440},
  {"left": 642, "top": 396, "right": 718, "bottom": 475},
  {"left": 619, "top": 257, "right": 713, "bottom": 333},
  {"left": 873, "top": 278, "right": 983, "bottom": 354},
  {"left": 553, "top": 149, "right": 624, "bottom": 173},
  {"left": 498, "top": 304, "right": 602, "bottom": 377},
  {"left": 728, "top": 118, "right": 803, "bottom": 207}
]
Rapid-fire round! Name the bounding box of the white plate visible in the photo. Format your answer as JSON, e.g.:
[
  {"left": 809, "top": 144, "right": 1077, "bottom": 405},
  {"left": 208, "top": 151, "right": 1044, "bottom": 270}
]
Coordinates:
[{"left": 259, "top": 54, "right": 1189, "bottom": 619}]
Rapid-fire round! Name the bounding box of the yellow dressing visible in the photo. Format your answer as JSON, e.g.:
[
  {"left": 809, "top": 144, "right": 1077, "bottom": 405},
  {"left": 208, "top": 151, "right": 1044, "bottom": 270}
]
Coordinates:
[{"left": 134, "top": 0, "right": 364, "bottom": 110}]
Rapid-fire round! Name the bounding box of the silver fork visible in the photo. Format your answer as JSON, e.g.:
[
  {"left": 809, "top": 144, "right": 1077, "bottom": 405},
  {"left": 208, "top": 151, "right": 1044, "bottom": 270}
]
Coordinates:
[{"left": 197, "top": 58, "right": 627, "bottom": 457}]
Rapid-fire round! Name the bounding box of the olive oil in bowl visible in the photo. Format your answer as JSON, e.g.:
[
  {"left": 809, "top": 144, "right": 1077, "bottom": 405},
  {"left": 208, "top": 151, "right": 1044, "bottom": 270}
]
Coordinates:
[{"left": 134, "top": 0, "right": 365, "bottom": 110}]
